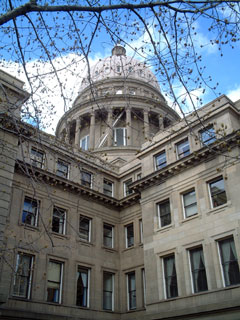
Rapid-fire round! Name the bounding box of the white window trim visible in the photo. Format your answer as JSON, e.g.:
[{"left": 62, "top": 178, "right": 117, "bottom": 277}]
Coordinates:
[
  {"left": 56, "top": 159, "right": 69, "bottom": 179},
  {"left": 162, "top": 258, "right": 167, "bottom": 299},
  {"left": 126, "top": 272, "right": 136, "bottom": 310},
  {"left": 13, "top": 253, "right": 34, "bottom": 299},
  {"left": 125, "top": 223, "right": 134, "bottom": 248},
  {"left": 79, "top": 216, "right": 92, "bottom": 242},
  {"left": 188, "top": 250, "right": 195, "bottom": 293},
  {"left": 181, "top": 189, "right": 198, "bottom": 219},
  {"left": 113, "top": 128, "right": 127, "bottom": 146},
  {"left": 103, "top": 224, "right": 114, "bottom": 248},
  {"left": 80, "top": 135, "right": 90, "bottom": 151},
  {"left": 103, "top": 272, "right": 114, "bottom": 311},
  {"left": 208, "top": 176, "right": 226, "bottom": 209}
]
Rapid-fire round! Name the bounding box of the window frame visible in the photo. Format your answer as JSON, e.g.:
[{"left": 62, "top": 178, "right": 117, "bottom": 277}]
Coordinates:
[
  {"left": 30, "top": 148, "right": 44, "bottom": 169},
  {"left": 103, "top": 179, "right": 114, "bottom": 197},
  {"left": 80, "top": 135, "right": 90, "bottom": 151},
  {"left": 103, "top": 223, "right": 114, "bottom": 248},
  {"left": 218, "top": 237, "right": 240, "bottom": 287},
  {"left": 103, "top": 271, "right": 114, "bottom": 311},
  {"left": 12, "top": 252, "right": 34, "bottom": 299},
  {"left": 189, "top": 247, "right": 208, "bottom": 293},
  {"left": 47, "top": 260, "right": 63, "bottom": 304},
  {"left": 208, "top": 176, "right": 227, "bottom": 208},
  {"left": 127, "top": 271, "right": 136, "bottom": 310},
  {"left": 125, "top": 223, "right": 134, "bottom": 248},
  {"left": 139, "top": 219, "right": 143, "bottom": 244},
  {"left": 22, "top": 197, "right": 39, "bottom": 227},
  {"left": 113, "top": 127, "right": 127, "bottom": 146},
  {"left": 157, "top": 199, "right": 171, "bottom": 228},
  {"left": 52, "top": 206, "right": 66, "bottom": 235},
  {"left": 124, "top": 178, "right": 133, "bottom": 197},
  {"left": 200, "top": 125, "right": 216, "bottom": 146},
  {"left": 162, "top": 254, "right": 178, "bottom": 299},
  {"left": 176, "top": 138, "right": 190, "bottom": 159},
  {"left": 155, "top": 151, "right": 167, "bottom": 170},
  {"left": 56, "top": 159, "right": 69, "bottom": 179},
  {"left": 81, "top": 170, "right": 92, "bottom": 189},
  {"left": 79, "top": 215, "right": 91, "bottom": 242},
  {"left": 182, "top": 189, "right": 198, "bottom": 219},
  {"left": 76, "top": 266, "right": 90, "bottom": 308}
]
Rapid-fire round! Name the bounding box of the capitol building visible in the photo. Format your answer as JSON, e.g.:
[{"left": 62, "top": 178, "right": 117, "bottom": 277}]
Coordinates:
[{"left": 0, "top": 45, "right": 240, "bottom": 320}]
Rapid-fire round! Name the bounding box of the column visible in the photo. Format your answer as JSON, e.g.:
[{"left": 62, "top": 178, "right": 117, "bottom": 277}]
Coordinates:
[
  {"left": 107, "top": 109, "right": 113, "bottom": 147},
  {"left": 143, "top": 109, "right": 149, "bottom": 140},
  {"left": 89, "top": 111, "right": 95, "bottom": 149},
  {"left": 126, "top": 108, "right": 132, "bottom": 146},
  {"left": 66, "top": 120, "right": 71, "bottom": 144},
  {"left": 159, "top": 114, "right": 163, "bottom": 131},
  {"left": 75, "top": 117, "right": 81, "bottom": 147}
]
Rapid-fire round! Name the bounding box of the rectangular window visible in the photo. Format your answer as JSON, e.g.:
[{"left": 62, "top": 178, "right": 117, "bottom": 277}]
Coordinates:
[
  {"left": 155, "top": 151, "right": 167, "bottom": 170},
  {"left": 13, "top": 253, "right": 34, "bottom": 299},
  {"left": 30, "top": 148, "right": 44, "bottom": 168},
  {"left": 157, "top": 200, "right": 171, "bottom": 227},
  {"left": 124, "top": 178, "right": 133, "bottom": 196},
  {"left": 163, "top": 255, "right": 178, "bottom": 299},
  {"left": 103, "top": 272, "right": 114, "bottom": 311},
  {"left": 22, "top": 197, "right": 39, "bottom": 227},
  {"left": 200, "top": 126, "right": 216, "bottom": 146},
  {"left": 103, "top": 224, "right": 114, "bottom": 248},
  {"left": 189, "top": 247, "right": 208, "bottom": 293},
  {"left": 81, "top": 171, "right": 92, "bottom": 188},
  {"left": 182, "top": 189, "right": 198, "bottom": 218},
  {"left": 139, "top": 219, "right": 143, "bottom": 244},
  {"left": 127, "top": 272, "right": 136, "bottom": 310},
  {"left": 79, "top": 216, "right": 91, "bottom": 242},
  {"left": 76, "top": 266, "right": 90, "bottom": 307},
  {"left": 103, "top": 179, "right": 113, "bottom": 197},
  {"left": 218, "top": 237, "right": 240, "bottom": 286},
  {"left": 142, "top": 268, "right": 146, "bottom": 307},
  {"left": 47, "top": 260, "right": 63, "bottom": 304},
  {"left": 56, "top": 159, "right": 69, "bottom": 179},
  {"left": 80, "top": 135, "right": 89, "bottom": 151},
  {"left": 176, "top": 138, "right": 190, "bottom": 159},
  {"left": 52, "top": 207, "right": 66, "bottom": 234},
  {"left": 114, "top": 128, "right": 127, "bottom": 146},
  {"left": 209, "top": 177, "right": 227, "bottom": 208},
  {"left": 125, "top": 223, "right": 134, "bottom": 248},
  {"left": 137, "top": 173, "right": 142, "bottom": 180}
]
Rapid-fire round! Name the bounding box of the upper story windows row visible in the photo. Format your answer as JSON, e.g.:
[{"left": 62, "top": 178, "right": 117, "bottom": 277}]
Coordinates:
[
  {"left": 154, "top": 125, "right": 216, "bottom": 171},
  {"left": 29, "top": 147, "right": 114, "bottom": 197},
  {"left": 157, "top": 176, "right": 227, "bottom": 229}
]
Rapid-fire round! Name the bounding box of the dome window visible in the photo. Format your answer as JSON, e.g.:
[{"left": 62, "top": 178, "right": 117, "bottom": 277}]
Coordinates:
[
  {"left": 113, "top": 128, "right": 127, "bottom": 146},
  {"left": 116, "top": 65, "right": 121, "bottom": 73}
]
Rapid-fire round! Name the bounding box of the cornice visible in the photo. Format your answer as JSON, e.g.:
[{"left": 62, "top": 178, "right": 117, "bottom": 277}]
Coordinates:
[{"left": 130, "top": 131, "right": 240, "bottom": 192}]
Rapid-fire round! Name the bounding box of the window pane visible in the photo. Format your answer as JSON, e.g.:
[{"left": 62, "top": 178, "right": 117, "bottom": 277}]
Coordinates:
[
  {"left": 128, "top": 272, "right": 136, "bottom": 310},
  {"left": 158, "top": 200, "right": 171, "bottom": 227},
  {"left": 183, "top": 190, "right": 197, "bottom": 218},
  {"left": 201, "top": 127, "right": 216, "bottom": 145},
  {"left": 114, "top": 128, "right": 126, "bottom": 146},
  {"left": 47, "top": 261, "right": 62, "bottom": 303},
  {"left": 13, "top": 254, "right": 33, "bottom": 298},
  {"left": 52, "top": 207, "right": 65, "bottom": 234},
  {"left": 177, "top": 139, "right": 190, "bottom": 159},
  {"left": 219, "top": 238, "right": 240, "bottom": 286},
  {"left": 76, "top": 267, "right": 89, "bottom": 307},
  {"left": 209, "top": 178, "right": 227, "bottom": 207},
  {"left": 79, "top": 217, "right": 90, "bottom": 241},
  {"left": 22, "top": 197, "right": 38, "bottom": 226},
  {"left": 190, "top": 248, "right": 208, "bottom": 292},
  {"left": 124, "top": 179, "right": 133, "bottom": 196},
  {"left": 164, "top": 255, "right": 178, "bottom": 298},
  {"left": 103, "top": 272, "right": 113, "bottom": 310},
  {"left": 155, "top": 152, "right": 167, "bottom": 170},
  {"left": 103, "top": 224, "right": 113, "bottom": 248},
  {"left": 126, "top": 224, "right": 134, "bottom": 248},
  {"left": 81, "top": 171, "right": 92, "bottom": 188},
  {"left": 57, "top": 160, "right": 68, "bottom": 178},
  {"left": 103, "top": 179, "right": 113, "bottom": 197}
]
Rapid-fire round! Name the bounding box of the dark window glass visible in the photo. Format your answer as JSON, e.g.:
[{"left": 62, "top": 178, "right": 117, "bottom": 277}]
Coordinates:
[
  {"left": 47, "top": 260, "right": 62, "bottom": 303},
  {"left": 128, "top": 272, "right": 136, "bottom": 310},
  {"left": 103, "top": 224, "right": 113, "bottom": 248},
  {"left": 52, "top": 207, "right": 65, "bottom": 234},
  {"left": 56, "top": 159, "right": 69, "bottom": 178},
  {"left": 126, "top": 223, "right": 134, "bottom": 248},
  {"left": 79, "top": 216, "right": 91, "bottom": 241},
  {"left": 22, "top": 197, "right": 38, "bottom": 226},
  {"left": 103, "top": 272, "right": 113, "bottom": 310},
  {"left": 158, "top": 200, "right": 171, "bottom": 227},
  {"left": 190, "top": 247, "right": 208, "bottom": 292},
  {"left": 209, "top": 177, "right": 227, "bottom": 207},
  {"left": 155, "top": 151, "right": 167, "bottom": 170},
  {"left": 76, "top": 267, "right": 89, "bottom": 307},
  {"left": 164, "top": 255, "right": 178, "bottom": 299}
]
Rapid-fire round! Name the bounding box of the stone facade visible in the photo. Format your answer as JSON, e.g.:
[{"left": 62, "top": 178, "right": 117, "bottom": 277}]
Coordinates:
[{"left": 0, "top": 47, "right": 240, "bottom": 320}]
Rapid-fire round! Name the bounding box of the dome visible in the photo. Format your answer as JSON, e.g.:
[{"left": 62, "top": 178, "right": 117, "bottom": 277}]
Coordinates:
[{"left": 80, "top": 45, "right": 161, "bottom": 91}]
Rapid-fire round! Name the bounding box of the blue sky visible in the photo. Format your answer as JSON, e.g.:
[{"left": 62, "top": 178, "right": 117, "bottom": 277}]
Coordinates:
[{"left": 0, "top": 1, "right": 239, "bottom": 131}]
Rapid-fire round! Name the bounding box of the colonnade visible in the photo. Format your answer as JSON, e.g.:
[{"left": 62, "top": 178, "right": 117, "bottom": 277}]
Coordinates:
[{"left": 61, "top": 108, "right": 166, "bottom": 149}]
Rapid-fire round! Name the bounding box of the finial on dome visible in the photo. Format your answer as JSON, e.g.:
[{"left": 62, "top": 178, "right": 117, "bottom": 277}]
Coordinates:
[{"left": 112, "top": 45, "right": 126, "bottom": 56}]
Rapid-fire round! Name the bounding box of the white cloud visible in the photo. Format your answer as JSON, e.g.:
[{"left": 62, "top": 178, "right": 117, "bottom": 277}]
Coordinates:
[
  {"left": 227, "top": 85, "right": 240, "bottom": 102},
  {"left": 0, "top": 53, "right": 101, "bottom": 134}
]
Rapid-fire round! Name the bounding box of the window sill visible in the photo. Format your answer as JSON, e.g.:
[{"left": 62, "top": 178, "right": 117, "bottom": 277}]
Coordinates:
[
  {"left": 51, "top": 232, "right": 69, "bottom": 240},
  {"left": 209, "top": 201, "right": 230, "bottom": 214},
  {"left": 123, "top": 246, "right": 135, "bottom": 252},
  {"left": 156, "top": 224, "right": 173, "bottom": 233},
  {"left": 20, "top": 223, "right": 39, "bottom": 231},
  {"left": 181, "top": 213, "right": 199, "bottom": 223},
  {"left": 102, "top": 246, "right": 117, "bottom": 253},
  {"left": 77, "top": 239, "right": 93, "bottom": 247}
]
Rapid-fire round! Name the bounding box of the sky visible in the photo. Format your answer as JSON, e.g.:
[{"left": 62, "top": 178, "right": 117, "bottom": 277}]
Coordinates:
[{"left": 0, "top": 2, "right": 240, "bottom": 134}]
